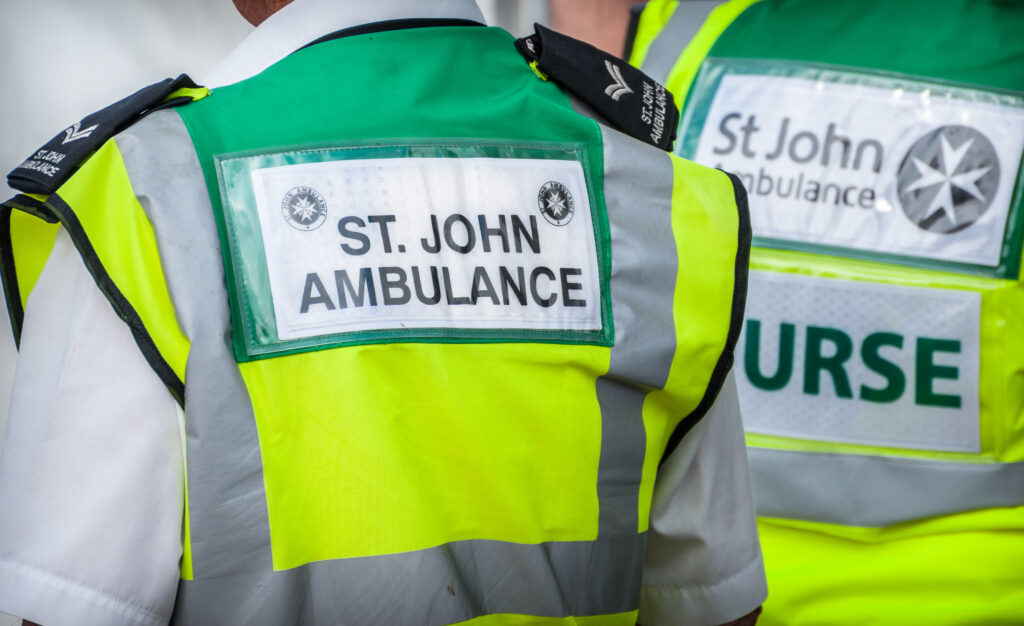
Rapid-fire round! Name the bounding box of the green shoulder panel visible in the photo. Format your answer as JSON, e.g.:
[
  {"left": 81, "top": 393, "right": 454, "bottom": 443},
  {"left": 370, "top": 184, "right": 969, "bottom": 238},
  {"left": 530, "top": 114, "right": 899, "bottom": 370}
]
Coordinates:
[
  {"left": 709, "top": 0, "right": 1024, "bottom": 89},
  {"left": 176, "top": 26, "right": 612, "bottom": 363}
]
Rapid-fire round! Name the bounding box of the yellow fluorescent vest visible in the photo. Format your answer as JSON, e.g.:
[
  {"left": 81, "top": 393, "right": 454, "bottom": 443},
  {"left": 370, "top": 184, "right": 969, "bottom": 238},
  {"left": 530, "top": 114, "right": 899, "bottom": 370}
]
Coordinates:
[
  {"left": 631, "top": 0, "right": 1024, "bottom": 623},
  {"left": 1, "top": 23, "right": 750, "bottom": 624}
]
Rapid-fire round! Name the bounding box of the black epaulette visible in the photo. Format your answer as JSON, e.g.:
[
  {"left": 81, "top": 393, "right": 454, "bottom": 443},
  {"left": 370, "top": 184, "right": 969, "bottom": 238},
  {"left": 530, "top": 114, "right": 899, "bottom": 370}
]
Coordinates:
[
  {"left": 7, "top": 74, "right": 206, "bottom": 195},
  {"left": 515, "top": 24, "right": 679, "bottom": 152}
]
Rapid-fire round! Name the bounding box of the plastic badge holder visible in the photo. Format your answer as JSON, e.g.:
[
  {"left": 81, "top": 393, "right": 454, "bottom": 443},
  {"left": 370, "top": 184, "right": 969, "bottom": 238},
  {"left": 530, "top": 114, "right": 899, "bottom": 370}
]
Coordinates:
[
  {"left": 214, "top": 142, "right": 612, "bottom": 361},
  {"left": 679, "top": 58, "right": 1024, "bottom": 279}
]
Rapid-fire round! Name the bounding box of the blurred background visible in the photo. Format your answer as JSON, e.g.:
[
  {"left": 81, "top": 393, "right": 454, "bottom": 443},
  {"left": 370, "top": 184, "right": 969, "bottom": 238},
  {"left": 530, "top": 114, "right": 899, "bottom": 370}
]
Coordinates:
[{"left": 0, "top": 0, "right": 557, "bottom": 201}]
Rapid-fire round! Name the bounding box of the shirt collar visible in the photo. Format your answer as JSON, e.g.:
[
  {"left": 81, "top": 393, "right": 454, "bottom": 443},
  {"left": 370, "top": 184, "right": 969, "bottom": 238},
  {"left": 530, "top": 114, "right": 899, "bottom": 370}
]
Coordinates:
[{"left": 203, "top": 0, "right": 486, "bottom": 88}]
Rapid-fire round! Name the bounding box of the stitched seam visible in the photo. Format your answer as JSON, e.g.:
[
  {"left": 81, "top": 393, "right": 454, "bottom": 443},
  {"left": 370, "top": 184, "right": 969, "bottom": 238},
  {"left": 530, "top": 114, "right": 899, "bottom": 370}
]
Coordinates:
[
  {"left": 0, "top": 559, "right": 170, "bottom": 623},
  {"left": 642, "top": 552, "right": 762, "bottom": 592}
]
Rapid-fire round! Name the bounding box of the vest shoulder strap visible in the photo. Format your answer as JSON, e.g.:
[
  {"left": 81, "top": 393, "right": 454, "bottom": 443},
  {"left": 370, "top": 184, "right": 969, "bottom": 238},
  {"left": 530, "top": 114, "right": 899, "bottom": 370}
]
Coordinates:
[
  {"left": 7, "top": 74, "right": 207, "bottom": 195},
  {"left": 515, "top": 24, "right": 679, "bottom": 152}
]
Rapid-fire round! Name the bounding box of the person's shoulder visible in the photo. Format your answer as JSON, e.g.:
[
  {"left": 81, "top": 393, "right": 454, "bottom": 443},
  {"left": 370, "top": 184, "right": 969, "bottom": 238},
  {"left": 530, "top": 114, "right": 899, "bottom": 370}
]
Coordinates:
[{"left": 6, "top": 75, "right": 207, "bottom": 197}]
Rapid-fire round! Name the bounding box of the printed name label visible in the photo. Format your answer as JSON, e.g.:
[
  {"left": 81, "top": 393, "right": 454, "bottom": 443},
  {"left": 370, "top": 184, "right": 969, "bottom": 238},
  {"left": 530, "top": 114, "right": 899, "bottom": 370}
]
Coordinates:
[
  {"left": 247, "top": 156, "right": 602, "bottom": 343},
  {"left": 682, "top": 61, "right": 1024, "bottom": 271},
  {"left": 738, "top": 271, "right": 981, "bottom": 453}
]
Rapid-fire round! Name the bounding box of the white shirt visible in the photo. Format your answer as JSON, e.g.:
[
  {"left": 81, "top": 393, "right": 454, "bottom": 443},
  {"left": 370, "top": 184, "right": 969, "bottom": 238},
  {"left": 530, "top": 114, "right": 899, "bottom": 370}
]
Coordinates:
[{"left": 0, "top": 2, "right": 765, "bottom": 624}]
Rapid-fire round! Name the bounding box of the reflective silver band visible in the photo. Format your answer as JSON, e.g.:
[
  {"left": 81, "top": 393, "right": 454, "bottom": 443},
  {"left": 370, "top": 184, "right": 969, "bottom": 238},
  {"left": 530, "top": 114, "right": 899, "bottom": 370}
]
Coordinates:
[
  {"left": 596, "top": 127, "right": 678, "bottom": 537},
  {"left": 115, "top": 112, "right": 276, "bottom": 577},
  {"left": 173, "top": 535, "right": 643, "bottom": 624},
  {"left": 750, "top": 447, "right": 1024, "bottom": 527},
  {"left": 640, "top": 1, "right": 725, "bottom": 83}
]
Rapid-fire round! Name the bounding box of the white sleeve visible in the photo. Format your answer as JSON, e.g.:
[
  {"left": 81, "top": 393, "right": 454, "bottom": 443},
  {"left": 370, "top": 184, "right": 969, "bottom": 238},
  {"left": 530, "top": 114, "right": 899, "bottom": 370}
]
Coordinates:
[
  {"left": 639, "top": 370, "right": 767, "bottom": 626},
  {"left": 0, "top": 297, "right": 17, "bottom": 453},
  {"left": 0, "top": 230, "right": 184, "bottom": 626}
]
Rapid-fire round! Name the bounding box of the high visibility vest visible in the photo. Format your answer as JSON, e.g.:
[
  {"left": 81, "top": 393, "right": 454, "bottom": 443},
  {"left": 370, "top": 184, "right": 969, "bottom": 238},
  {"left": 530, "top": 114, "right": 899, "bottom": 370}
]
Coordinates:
[
  {"left": 631, "top": 0, "right": 1024, "bottom": 623},
  {"left": 1, "top": 24, "right": 748, "bottom": 624}
]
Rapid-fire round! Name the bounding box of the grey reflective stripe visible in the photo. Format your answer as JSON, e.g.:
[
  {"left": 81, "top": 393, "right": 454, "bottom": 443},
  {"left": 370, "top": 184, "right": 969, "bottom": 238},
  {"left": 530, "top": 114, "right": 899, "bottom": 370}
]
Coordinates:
[
  {"left": 172, "top": 535, "right": 643, "bottom": 625},
  {"left": 641, "top": 1, "right": 725, "bottom": 83},
  {"left": 596, "top": 127, "right": 677, "bottom": 537},
  {"left": 114, "top": 112, "right": 275, "bottom": 577},
  {"left": 750, "top": 447, "right": 1024, "bottom": 527}
]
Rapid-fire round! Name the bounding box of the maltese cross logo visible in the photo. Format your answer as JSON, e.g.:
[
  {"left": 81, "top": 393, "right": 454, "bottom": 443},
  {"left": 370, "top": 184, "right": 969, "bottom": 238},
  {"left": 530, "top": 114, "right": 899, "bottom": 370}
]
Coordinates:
[
  {"left": 896, "top": 125, "right": 1000, "bottom": 234},
  {"left": 281, "top": 186, "right": 328, "bottom": 231},
  {"left": 538, "top": 181, "right": 575, "bottom": 226}
]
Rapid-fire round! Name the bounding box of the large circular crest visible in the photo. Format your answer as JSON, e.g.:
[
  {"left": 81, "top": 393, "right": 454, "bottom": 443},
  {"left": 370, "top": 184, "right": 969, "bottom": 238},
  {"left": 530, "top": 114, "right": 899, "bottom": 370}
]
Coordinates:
[{"left": 896, "top": 125, "right": 1000, "bottom": 234}]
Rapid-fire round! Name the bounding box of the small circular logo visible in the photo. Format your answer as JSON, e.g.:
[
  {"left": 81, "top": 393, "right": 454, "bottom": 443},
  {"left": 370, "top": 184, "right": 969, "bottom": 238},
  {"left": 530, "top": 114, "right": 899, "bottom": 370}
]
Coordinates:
[
  {"left": 538, "top": 181, "right": 575, "bottom": 226},
  {"left": 282, "top": 186, "right": 328, "bottom": 231},
  {"left": 896, "top": 125, "right": 1000, "bottom": 234}
]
